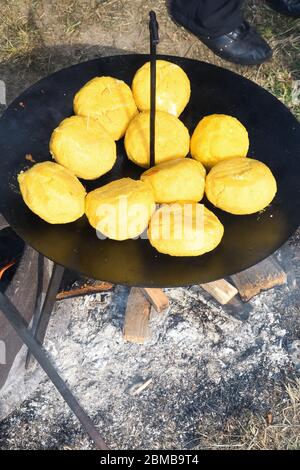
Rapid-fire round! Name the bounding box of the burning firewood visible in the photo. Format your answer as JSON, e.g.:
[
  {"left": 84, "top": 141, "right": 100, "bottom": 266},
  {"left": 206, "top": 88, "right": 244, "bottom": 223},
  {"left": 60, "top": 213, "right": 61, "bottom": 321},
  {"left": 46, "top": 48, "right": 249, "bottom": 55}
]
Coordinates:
[{"left": 0, "top": 260, "right": 16, "bottom": 280}]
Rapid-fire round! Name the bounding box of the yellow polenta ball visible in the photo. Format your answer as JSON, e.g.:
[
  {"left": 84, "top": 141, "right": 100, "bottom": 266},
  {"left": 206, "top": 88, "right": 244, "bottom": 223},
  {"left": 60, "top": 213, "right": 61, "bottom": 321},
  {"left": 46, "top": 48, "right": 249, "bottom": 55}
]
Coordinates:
[
  {"left": 141, "top": 158, "right": 206, "bottom": 203},
  {"left": 132, "top": 60, "right": 191, "bottom": 117},
  {"left": 18, "top": 161, "right": 86, "bottom": 224},
  {"left": 191, "top": 114, "right": 249, "bottom": 169},
  {"left": 49, "top": 115, "right": 116, "bottom": 180},
  {"left": 148, "top": 202, "right": 224, "bottom": 257},
  {"left": 85, "top": 178, "right": 155, "bottom": 241},
  {"left": 73, "top": 76, "right": 138, "bottom": 140},
  {"left": 205, "top": 157, "right": 277, "bottom": 215},
  {"left": 125, "top": 111, "right": 190, "bottom": 168}
]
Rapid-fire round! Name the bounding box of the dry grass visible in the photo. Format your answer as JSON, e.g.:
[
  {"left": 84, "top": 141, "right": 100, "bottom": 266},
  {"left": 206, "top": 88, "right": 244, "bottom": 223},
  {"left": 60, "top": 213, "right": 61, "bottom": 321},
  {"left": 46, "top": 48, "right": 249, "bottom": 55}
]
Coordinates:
[
  {"left": 0, "top": 0, "right": 299, "bottom": 115},
  {"left": 0, "top": 0, "right": 299, "bottom": 449},
  {"left": 195, "top": 378, "right": 300, "bottom": 450},
  {"left": 236, "top": 378, "right": 300, "bottom": 450},
  {"left": 244, "top": 1, "right": 300, "bottom": 117},
  {"left": 255, "top": 379, "right": 300, "bottom": 450},
  {"left": 0, "top": 0, "right": 39, "bottom": 63}
]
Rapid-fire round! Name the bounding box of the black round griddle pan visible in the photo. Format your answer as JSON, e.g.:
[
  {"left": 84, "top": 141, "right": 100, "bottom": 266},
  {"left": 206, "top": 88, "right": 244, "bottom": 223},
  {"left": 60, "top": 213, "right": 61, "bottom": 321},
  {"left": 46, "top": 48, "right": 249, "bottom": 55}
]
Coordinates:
[{"left": 0, "top": 54, "right": 299, "bottom": 287}]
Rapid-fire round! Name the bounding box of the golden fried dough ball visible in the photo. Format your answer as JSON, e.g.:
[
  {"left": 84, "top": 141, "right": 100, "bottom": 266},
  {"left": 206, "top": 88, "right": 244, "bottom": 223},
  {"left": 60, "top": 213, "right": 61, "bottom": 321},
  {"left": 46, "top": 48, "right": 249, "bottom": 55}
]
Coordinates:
[
  {"left": 18, "top": 161, "right": 86, "bottom": 224},
  {"left": 49, "top": 115, "right": 116, "bottom": 180},
  {"left": 141, "top": 158, "right": 206, "bottom": 203},
  {"left": 191, "top": 114, "right": 249, "bottom": 169},
  {"left": 125, "top": 111, "right": 190, "bottom": 168},
  {"left": 148, "top": 202, "right": 224, "bottom": 256},
  {"left": 85, "top": 177, "right": 155, "bottom": 240},
  {"left": 73, "top": 76, "right": 138, "bottom": 140},
  {"left": 205, "top": 157, "right": 277, "bottom": 215},
  {"left": 132, "top": 60, "right": 191, "bottom": 117}
]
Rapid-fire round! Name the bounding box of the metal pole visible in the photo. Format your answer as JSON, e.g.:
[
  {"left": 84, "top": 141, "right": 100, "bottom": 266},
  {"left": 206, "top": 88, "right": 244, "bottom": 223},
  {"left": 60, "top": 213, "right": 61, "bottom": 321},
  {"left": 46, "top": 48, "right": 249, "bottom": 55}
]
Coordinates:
[
  {"left": 0, "top": 291, "right": 109, "bottom": 450},
  {"left": 149, "top": 10, "right": 159, "bottom": 168},
  {"left": 25, "top": 262, "right": 65, "bottom": 368}
]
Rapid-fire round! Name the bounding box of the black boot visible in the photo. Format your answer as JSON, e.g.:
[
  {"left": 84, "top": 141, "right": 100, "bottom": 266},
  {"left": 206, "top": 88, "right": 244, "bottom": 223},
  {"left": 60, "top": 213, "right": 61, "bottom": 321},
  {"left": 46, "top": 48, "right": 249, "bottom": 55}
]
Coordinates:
[
  {"left": 267, "top": 0, "right": 300, "bottom": 16},
  {"left": 170, "top": 8, "right": 272, "bottom": 66},
  {"left": 200, "top": 22, "right": 272, "bottom": 65}
]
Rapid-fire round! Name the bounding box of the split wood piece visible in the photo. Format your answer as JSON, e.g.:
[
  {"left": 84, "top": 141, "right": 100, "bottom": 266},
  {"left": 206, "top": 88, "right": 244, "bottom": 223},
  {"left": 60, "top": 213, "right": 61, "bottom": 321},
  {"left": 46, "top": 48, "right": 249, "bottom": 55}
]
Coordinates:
[
  {"left": 0, "top": 245, "right": 47, "bottom": 390},
  {"left": 123, "top": 288, "right": 151, "bottom": 344},
  {"left": 200, "top": 279, "right": 238, "bottom": 305},
  {"left": 56, "top": 281, "right": 113, "bottom": 300},
  {"left": 140, "top": 288, "right": 169, "bottom": 313},
  {"left": 231, "top": 255, "right": 287, "bottom": 302}
]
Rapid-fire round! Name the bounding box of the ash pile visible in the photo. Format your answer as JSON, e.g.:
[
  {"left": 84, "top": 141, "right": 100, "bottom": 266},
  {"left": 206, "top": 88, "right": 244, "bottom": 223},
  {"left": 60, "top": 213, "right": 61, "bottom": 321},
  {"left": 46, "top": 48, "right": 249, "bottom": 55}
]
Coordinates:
[{"left": 0, "top": 233, "right": 299, "bottom": 449}]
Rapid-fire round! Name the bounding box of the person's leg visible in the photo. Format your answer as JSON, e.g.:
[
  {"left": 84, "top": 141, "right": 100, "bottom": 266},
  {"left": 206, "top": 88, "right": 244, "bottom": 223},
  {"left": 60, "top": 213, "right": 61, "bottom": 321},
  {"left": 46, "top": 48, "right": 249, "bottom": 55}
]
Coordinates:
[
  {"left": 267, "top": 0, "right": 300, "bottom": 17},
  {"left": 170, "top": 0, "right": 244, "bottom": 37},
  {"left": 169, "top": 0, "right": 272, "bottom": 66}
]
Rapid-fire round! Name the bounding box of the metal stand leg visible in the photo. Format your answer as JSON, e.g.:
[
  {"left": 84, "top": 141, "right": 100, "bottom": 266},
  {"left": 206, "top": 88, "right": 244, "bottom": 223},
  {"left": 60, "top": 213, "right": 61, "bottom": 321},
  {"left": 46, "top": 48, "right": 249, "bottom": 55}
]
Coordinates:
[
  {"left": 25, "top": 261, "right": 65, "bottom": 368},
  {"left": 0, "top": 291, "right": 109, "bottom": 450}
]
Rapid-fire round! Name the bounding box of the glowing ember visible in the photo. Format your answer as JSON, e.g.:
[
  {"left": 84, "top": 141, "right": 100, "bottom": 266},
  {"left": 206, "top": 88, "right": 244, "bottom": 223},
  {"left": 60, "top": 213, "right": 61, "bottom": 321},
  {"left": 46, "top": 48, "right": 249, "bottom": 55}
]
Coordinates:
[{"left": 0, "top": 260, "right": 16, "bottom": 280}]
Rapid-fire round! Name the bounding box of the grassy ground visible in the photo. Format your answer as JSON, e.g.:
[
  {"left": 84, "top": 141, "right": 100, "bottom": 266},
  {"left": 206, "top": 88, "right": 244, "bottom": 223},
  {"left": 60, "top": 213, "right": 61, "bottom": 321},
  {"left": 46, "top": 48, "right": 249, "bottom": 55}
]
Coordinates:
[
  {"left": 198, "top": 378, "right": 300, "bottom": 450},
  {"left": 0, "top": 0, "right": 299, "bottom": 450},
  {"left": 0, "top": 0, "right": 300, "bottom": 114}
]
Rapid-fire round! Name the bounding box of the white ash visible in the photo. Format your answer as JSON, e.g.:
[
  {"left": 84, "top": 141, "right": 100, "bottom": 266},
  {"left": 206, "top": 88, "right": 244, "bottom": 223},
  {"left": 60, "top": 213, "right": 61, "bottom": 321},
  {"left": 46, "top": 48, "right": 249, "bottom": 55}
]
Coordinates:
[{"left": 1, "top": 245, "right": 299, "bottom": 450}]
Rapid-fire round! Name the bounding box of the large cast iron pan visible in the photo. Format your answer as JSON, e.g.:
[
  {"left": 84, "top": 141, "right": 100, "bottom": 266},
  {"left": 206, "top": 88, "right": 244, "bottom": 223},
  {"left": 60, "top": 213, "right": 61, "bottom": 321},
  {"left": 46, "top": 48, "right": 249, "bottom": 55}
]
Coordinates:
[{"left": 0, "top": 54, "right": 299, "bottom": 286}]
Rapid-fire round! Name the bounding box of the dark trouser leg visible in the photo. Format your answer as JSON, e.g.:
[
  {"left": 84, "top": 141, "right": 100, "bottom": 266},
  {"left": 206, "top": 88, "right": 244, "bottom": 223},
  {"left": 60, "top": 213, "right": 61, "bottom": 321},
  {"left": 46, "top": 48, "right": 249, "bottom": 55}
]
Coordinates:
[{"left": 169, "top": 0, "right": 245, "bottom": 37}]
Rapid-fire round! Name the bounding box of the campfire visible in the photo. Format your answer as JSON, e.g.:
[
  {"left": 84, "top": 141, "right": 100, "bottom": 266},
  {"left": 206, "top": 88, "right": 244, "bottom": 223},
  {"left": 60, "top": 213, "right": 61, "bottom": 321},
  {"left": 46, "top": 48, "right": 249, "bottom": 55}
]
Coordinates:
[{"left": 0, "top": 7, "right": 299, "bottom": 452}]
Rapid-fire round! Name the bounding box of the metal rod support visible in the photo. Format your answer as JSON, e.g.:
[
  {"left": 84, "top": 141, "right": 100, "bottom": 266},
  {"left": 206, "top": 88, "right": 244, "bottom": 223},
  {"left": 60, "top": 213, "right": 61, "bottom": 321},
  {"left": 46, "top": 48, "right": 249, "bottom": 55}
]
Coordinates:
[
  {"left": 149, "top": 10, "right": 159, "bottom": 168},
  {"left": 25, "top": 262, "right": 65, "bottom": 368},
  {"left": 0, "top": 291, "right": 109, "bottom": 450}
]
